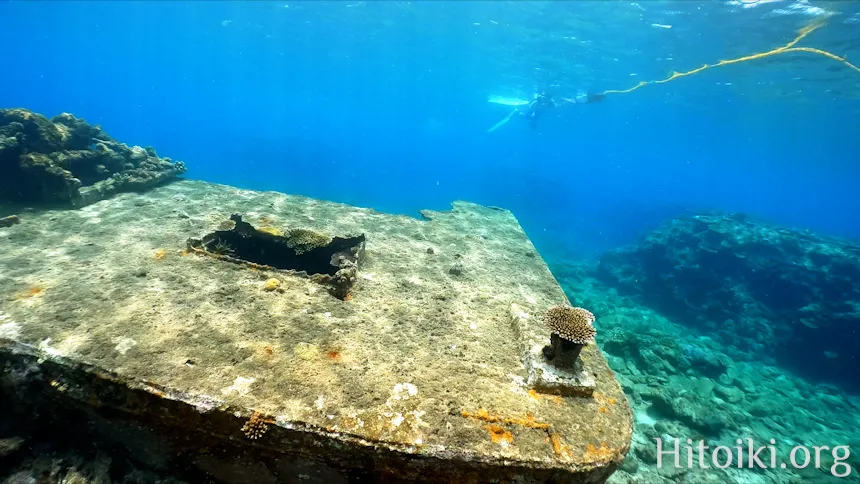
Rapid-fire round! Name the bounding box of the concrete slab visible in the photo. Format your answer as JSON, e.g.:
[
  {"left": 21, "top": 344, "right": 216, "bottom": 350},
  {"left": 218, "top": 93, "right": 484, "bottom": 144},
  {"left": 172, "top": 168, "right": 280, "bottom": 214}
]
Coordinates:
[{"left": 0, "top": 180, "right": 632, "bottom": 483}]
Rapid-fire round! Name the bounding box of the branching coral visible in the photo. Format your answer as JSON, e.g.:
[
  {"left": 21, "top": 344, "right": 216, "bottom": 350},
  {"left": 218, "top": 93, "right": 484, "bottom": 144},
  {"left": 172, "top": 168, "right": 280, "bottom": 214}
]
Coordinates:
[
  {"left": 210, "top": 239, "right": 234, "bottom": 256},
  {"left": 241, "top": 411, "right": 272, "bottom": 440}
]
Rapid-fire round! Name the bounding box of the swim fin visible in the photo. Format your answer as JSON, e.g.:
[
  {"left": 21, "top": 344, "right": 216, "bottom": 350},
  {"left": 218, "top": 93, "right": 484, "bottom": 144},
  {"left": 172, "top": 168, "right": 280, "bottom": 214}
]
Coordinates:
[{"left": 486, "top": 108, "right": 518, "bottom": 133}]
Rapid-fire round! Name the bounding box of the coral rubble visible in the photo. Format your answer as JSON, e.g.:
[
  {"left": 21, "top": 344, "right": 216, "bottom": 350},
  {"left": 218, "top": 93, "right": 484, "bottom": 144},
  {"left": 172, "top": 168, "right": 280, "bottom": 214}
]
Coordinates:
[
  {"left": 0, "top": 108, "right": 186, "bottom": 206},
  {"left": 595, "top": 212, "right": 860, "bottom": 390},
  {"left": 0, "top": 215, "right": 19, "bottom": 228}
]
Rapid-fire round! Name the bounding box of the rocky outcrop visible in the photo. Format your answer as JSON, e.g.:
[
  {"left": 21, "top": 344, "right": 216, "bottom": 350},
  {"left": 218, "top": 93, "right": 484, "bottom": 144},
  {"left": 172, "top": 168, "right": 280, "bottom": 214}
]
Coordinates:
[
  {"left": 0, "top": 108, "right": 186, "bottom": 206},
  {"left": 595, "top": 212, "right": 860, "bottom": 390}
]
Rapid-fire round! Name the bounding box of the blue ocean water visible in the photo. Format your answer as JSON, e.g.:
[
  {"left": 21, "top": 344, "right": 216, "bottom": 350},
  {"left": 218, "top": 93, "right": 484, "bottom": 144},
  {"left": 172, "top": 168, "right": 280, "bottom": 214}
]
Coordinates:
[
  {"left": 2, "top": 1, "right": 860, "bottom": 482},
  {"left": 3, "top": 0, "right": 859, "bottom": 261}
]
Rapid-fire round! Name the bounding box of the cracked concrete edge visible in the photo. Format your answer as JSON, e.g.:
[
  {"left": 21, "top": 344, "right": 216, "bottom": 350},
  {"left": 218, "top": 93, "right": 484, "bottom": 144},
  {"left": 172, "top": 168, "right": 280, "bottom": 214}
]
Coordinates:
[{"left": 0, "top": 336, "right": 617, "bottom": 483}]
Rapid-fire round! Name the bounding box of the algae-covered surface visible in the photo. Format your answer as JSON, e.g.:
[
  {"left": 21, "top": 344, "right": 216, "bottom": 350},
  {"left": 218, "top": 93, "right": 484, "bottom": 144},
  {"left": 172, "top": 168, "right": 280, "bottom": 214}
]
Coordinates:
[{"left": 0, "top": 180, "right": 631, "bottom": 474}]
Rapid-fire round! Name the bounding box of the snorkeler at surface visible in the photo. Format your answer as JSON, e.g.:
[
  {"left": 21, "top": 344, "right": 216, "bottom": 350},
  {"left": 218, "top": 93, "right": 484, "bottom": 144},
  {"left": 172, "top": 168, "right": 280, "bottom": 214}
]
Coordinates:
[
  {"left": 520, "top": 90, "right": 606, "bottom": 129},
  {"left": 486, "top": 89, "right": 606, "bottom": 133},
  {"left": 521, "top": 92, "right": 557, "bottom": 129}
]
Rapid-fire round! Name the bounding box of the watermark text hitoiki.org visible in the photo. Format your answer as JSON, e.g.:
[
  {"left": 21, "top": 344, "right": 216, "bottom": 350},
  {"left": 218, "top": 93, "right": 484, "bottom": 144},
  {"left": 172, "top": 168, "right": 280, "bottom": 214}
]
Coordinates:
[{"left": 655, "top": 438, "right": 852, "bottom": 478}]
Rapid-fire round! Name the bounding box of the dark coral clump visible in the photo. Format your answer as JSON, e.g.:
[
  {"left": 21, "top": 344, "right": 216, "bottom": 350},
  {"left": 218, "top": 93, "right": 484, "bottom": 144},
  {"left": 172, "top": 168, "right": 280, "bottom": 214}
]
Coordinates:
[
  {"left": 595, "top": 212, "right": 860, "bottom": 390},
  {"left": 0, "top": 108, "right": 186, "bottom": 206},
  {"left": 187, "top": 214, "right": 365, "bottom": 300}
]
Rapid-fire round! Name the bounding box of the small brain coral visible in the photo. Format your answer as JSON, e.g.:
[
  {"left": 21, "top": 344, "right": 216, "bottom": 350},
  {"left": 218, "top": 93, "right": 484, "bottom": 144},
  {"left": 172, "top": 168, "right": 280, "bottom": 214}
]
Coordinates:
[
  {"left": 542, "top": 306, "right": 596, "bottom": 344},
  {"left": 285, "top": 228, "right": 332, "bottom": 255}
]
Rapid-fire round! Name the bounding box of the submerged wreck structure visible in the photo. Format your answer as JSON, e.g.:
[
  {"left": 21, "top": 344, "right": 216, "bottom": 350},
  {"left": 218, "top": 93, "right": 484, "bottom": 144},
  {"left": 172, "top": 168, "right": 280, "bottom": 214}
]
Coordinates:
[
  {"left": 0, "top": 179, "right": 632, "bottom": 482},
  {"left": 0, "top": 108, "right": 186, "bottom": 207}
]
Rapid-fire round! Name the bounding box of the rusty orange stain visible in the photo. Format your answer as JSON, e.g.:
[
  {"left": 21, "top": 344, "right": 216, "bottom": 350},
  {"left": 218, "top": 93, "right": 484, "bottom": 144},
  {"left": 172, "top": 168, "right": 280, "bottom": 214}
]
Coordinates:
[
  {"left": 485, "top": 424, "right": 513, "bottom": 444},
  {"left": 528, "top": 389, "right": 563, "bottom": 404},
  {"left": 594, "top": 392, "right": 618, "bottom": 405},
  {"left": 154, "top": 249, "right": 167, "bottom": 260},
  {"left": 469, "top": 408, "right": 491, "bottom": 420},
  {"left": 522, "top": 413, "right": 551, "bottom": 430},
  {"left": 551, "top": 433, "right": 563, "bottom": 454},
  {"left": 550, "top": 432, "right": 572, "bottom": 458},
  {"left": 585, "top": 442, "right": 616, "bottom": 462},
  {"left": 594, "top": 391, "right": 619, "bottom": 413},
  {"left": 461, "top": 408, "right": 551, "bottom": 430},
  {"left": 15, "top": 286, "right": 45, "bottom": 299},
  {"left": 462, "top": 408, "right": 579, "bottom": 460},
  {"left": 252, "top": 344, "right": 278, "bottom": 364}
]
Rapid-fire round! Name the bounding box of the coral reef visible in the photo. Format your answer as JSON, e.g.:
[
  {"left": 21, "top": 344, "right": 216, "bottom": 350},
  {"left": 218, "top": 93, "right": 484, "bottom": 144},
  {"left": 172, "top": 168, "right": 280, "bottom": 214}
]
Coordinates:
[
  {"left": 549, "top": 261, "right": 860, "bottom": 484},
  {"left": 594, "top": 212, "right": 860, "bottom": 390},
  {"left": 0, "top": 108, "right": 186, "bottom": 206}
]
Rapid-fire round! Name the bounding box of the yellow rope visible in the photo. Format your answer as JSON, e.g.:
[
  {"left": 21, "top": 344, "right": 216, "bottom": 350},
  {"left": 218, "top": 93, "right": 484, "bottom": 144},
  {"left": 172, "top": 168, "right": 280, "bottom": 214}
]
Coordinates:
[{"left": 601, "top": 20, "right": 859, "bottom": 96}]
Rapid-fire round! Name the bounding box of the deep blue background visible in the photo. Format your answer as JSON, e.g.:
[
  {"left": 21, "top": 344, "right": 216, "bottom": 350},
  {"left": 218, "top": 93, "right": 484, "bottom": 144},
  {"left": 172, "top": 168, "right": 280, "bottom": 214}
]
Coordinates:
[{"left": 2, "top": 1, "right": 858, "bottom": 260}]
